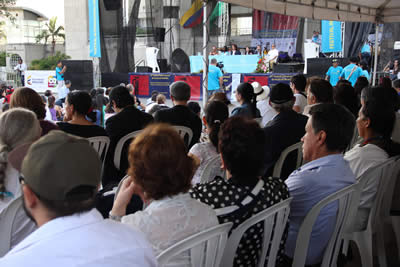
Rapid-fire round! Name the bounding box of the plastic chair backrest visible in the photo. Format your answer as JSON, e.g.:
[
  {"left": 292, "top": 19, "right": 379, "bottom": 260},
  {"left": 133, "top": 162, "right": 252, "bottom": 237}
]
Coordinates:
[
  {"left": 272, "top": 142, "right": 303, "bottom": 178},
  {"left": 199, "top": 155, "right": 223, "bottom": 184},
  {"left": 157, "top": 222, "right": 233, "bottom": 267},
  {"left": 88, "top": 136, "right": 110, "bottom": 161},
  {"left": 0, "top": 197, "right": 23, "bottom": 257},
  {"left": 383, "top": 156, "right": 400, "bottom": 216},
  {"left": 292, "top": 183, "right": 359, "bottom": 267},
  {"left": 113, "top": 130, "right": 142, "bottom": 170},
  {"left": 113, "top": 175, "right": 129, "bottom": 201},
  {"left": 221, "top": 198, "right": 292, "bottom": 267},
  {"left": 173, "top": 126, "right": 193, "bottom": 147}
]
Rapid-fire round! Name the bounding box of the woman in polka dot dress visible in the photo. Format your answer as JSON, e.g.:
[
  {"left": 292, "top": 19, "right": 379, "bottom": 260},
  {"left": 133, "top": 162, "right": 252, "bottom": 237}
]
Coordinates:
[{"left": 190, "top": 117, "right": 290, "bottom": 267}]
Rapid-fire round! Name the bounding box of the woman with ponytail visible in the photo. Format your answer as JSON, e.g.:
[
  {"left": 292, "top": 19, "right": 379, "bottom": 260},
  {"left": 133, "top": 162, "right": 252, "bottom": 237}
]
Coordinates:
[
  {"left": 0, "top": 108, "right": 41, "bottom": 212},
  {"left": 57, "top": 90, "right": 107, "bottom": 138},
  {"left": 231, "top": 82, "right": 261, "bottom": 118},
  {"left": 189, "top": 100, "right": 229, "bottom": 184}
]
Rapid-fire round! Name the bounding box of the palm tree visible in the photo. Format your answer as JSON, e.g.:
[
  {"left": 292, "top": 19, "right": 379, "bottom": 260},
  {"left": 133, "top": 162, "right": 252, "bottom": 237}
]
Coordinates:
[{"left": 36, "top": 17, "right": 65, "bottom": 55}]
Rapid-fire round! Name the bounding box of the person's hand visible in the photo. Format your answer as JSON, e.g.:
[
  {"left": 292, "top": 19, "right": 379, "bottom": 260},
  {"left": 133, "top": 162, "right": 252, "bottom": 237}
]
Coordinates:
[
  {"left": 188, "top": 153, "right": 201, "bottom": 171},
  {"left": 111, "top": 177, "right": 139, "bottom": 216}
]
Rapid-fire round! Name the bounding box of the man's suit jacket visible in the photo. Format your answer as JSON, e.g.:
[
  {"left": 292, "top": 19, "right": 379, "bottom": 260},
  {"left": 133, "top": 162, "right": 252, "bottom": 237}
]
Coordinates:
[
  {"left": 154, "top": 105, "right": 202, "bottom": 149},
  {"left": 263, "top": 110, "right": 308, "bottom": 179},
  {"left": 102, "top": 105, "right": 153, "bottom": 186}
]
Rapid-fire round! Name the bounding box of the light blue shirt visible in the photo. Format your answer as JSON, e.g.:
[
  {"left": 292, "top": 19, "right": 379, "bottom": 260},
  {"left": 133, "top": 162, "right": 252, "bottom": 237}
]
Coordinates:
[
  {"left": 361, "top": 70, "right": 370, "bottom": 80},
  {"left": 340, "top": 64, "right": 363, "bottom": 86},
  {"left": 285, "top": 154, "right": 355, "bottom": 265},
  {"left": 361, "top": 44, "right": 371, "bottom": 54},
  {"left": 56, "top": 67, "right": 64, "bottom": 81},
  {"left": 326, "top": 66, "right": 343, "bottom": 86},
  {"left": 208, "top": 64, "right": 223, "bottom": 91}
]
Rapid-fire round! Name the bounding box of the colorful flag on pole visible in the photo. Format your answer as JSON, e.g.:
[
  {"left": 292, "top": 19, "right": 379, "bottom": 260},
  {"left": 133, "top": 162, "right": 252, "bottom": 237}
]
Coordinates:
[
  {"left": 180, "top": 0, "right": 203, "bottom": 28},
  {"left": 209, "top": 1, "right": 222, "bottom": 25}
]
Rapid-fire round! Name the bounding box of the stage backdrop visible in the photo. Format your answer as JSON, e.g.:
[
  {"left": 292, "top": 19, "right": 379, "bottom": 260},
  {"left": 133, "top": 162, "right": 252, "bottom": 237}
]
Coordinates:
[
  {"left": 128, "top": 72, "right": 292, "bottom": 101},
  {"left": 25, "top": 70, "right": 57, "bottom": 93}
]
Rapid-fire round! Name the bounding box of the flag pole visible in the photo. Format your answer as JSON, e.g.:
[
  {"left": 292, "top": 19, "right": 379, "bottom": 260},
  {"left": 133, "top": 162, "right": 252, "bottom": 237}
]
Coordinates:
[{"left": 202, "top": 0, "right": 208, "bottom": 108}]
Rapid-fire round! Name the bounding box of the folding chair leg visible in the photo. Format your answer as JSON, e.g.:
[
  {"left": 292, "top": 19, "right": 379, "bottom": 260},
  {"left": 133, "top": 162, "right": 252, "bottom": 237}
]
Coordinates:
[{"left": 354, "top": 234, "right": 373, "bottom": 267}]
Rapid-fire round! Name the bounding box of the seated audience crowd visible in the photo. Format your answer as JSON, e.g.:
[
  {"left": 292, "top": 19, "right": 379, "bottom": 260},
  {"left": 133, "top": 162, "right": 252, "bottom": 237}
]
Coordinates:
[{"left": 1, "top": 72, "right": 400, "bottom": 267}]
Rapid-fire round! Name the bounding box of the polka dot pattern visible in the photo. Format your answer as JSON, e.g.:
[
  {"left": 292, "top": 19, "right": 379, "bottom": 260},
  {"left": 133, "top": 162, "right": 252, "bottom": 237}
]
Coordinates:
[{"left": 190, "top": 176, "right": 290, "bottom": 267}]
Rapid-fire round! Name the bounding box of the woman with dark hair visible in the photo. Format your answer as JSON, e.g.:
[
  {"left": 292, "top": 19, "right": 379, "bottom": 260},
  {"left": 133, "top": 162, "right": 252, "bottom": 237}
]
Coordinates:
[
  {"left": 10, "top": 87, "right": 59, "bottom": 136},
  {"left": 345, "top": 86, "right": 400, "bottom": 230},
  {"left": 57, "top": 90, "right": 107, "bottom": 138},
  {"left": 354, "top": 76, "right": 369, "bottom": 96},
  {"left": 189, "top": 100, "right": 229, "bottom": 184},
  {"left": 230, "top": 44, "right": 241, "bottom": 55},
  {"left": 231, "top": 82, "right": 261, "bottom": 118},
  {"left": 190, "top": 117, "right": 289, "bottom": 267},
  {"left": 111, "top": 124, "right": 218, "bottom": 263},
  {"left": 333, "top": 82, "right": 360, "bottom": 118}
]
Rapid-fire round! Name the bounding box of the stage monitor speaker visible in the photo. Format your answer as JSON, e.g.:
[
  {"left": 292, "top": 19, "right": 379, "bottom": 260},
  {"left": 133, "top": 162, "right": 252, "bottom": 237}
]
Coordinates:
[
  {"left": 136, "top": 66, "right": 153, "bottom": 73},
  {"left": 157, "top": 59, "right": 168, "bottom": 72},
  {"left": 307, "top": 58, "right": 349, "bottom": 77},
  {"left": 62, "top": 60, "right": 93, "bottom": 91},
  {"left": 104, "top": 0, "right": 121, "bottom": 10},
  {"left": 154, "top": 27, "right": 165, "bottom": 42},
  {"left": 170, "top": 48, "right": 190, "bottom": 73}
]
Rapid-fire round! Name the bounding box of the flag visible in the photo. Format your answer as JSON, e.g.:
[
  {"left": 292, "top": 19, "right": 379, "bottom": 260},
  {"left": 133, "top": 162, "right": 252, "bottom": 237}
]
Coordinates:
[
  {"left": 180, "top": 0, "right": 203, "bottom": 28},
  {"left": 209, "top": 1, "right": 222, "bottom": 25}
]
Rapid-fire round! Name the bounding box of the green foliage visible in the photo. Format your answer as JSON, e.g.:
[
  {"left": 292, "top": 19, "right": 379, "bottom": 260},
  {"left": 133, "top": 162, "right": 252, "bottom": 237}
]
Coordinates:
[
  {"left": 36, "top": 16, "right": 65, "bottom": 44},
  {"left": 0, "top": 0, "right": 16, "bottom": 22},
  {"left": 30, "top": 52, "right": 70, "bottom": 70},
  {"left": 0, "top": 51, "right": 6, "bottom": 66}
]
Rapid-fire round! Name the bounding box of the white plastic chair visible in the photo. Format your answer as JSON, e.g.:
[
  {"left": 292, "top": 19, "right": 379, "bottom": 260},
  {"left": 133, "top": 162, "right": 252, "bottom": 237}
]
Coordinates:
[
  {"left": 113, "top": 175, "right": 129, "bottom": 201},
  {"left": 291, "top": 182, "right": 359, "bottom": 267},
  {"left": 157, "top": 222, "right": 233, "bottom": 267},
  {"left": 341, "top": 158, "right": 397, "bottom": 267},
  {"left": 87, "top": 136, "right": 110, "bottom": 161},
  {"left": 272, "top": 142, "right": 303, "bottom": 178},
  {"left": 173, "top": 126, "right": 193, "bottom": 147},
  {"left": 220, "top": 198, "right": 292, "bottom": 267},
  {"left": 198, "top": 155, "right": 223, "bottom": 184},
  {"left": 0, "top": 197, "right": 23, "bottom": 256},
  {"left": 113, "top": 130, "right": 142, "bottom": 170}
]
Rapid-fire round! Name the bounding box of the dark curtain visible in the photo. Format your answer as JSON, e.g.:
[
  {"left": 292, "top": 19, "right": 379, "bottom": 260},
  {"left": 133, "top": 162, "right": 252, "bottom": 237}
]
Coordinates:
[{"left": 344, "top": 22, "right": 372, "bottom": 58}]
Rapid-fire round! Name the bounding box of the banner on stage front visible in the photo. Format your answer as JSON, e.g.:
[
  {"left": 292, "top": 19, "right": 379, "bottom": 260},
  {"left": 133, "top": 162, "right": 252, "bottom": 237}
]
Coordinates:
[
  {"left": 321, "top": 20, "right": 342, "bottom": 53},
  {"left": 25, "top": 71, "right": 57, "bottom": 93},
  {"left": 88, "top": 0, "right": 101, "bottom": 57}
]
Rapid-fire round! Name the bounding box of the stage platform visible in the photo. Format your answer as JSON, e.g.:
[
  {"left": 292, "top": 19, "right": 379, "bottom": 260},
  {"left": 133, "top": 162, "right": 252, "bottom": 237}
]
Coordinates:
[{"left": 111, "top": 72, "right": 293, "bottom": 101}]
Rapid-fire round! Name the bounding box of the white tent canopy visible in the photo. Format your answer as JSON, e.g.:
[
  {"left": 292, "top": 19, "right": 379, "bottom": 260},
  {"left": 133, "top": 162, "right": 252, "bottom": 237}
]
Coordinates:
[{"left": 222, "top": 0, "right": 400, "bottom": 23}]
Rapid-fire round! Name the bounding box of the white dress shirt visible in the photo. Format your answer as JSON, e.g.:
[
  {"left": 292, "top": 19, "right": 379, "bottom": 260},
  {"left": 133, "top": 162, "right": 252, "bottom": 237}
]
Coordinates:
[
  {"left": 267, "top": 48, "right": 279, "bottom": 63},
  {"left": 13, "top": 63, "right": 27, "bottom": 75},
  {"left": 0, "top": 209, "right": 158, "bottom": 267},
  {"left": 256, "top": 99, "right": 277, "bottom": 127},
  {"left": 122, "top": 193, "right": 219, "bottom": 264}
]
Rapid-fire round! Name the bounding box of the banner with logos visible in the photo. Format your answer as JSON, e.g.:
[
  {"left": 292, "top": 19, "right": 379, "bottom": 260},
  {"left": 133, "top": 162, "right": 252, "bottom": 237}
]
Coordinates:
[
  {"left": 25, "top": 71, "right": 57, "bottom": 92},
  {"left": 321, "top": 20, "right": 342, "bottom": 53},
  {"left": 88, "top": 0, "right": 101, "bottom": 57}
]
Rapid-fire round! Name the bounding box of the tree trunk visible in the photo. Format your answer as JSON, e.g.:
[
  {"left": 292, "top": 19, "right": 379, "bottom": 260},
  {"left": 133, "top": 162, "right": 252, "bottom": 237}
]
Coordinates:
[{"left": 52, "top": 39, "right": 55, "bottom": 56}]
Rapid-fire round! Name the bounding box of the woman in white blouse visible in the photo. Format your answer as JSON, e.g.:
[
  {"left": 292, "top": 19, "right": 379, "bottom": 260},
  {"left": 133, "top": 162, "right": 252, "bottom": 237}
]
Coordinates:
[{"left": 111, "top": 123, "right": 218, "bottom": 263}]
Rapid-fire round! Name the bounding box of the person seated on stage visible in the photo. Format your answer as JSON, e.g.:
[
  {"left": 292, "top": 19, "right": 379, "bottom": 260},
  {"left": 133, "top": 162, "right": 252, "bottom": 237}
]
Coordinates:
[
  {"left": 325, "top": 59, "right": 343, "bottom": 86},
  {"left": 231, "top": 82, "right": 261, "bottom": 119},
  {"left": 189, "top": 100, "right": 228, "bottom": 185},
  {"left": 190, "top": 116, "right": 290, "bottom": 267},
  {"left": 340, "top": 57, "right": 363, "bottom": 86},
  {"left": 154, "top": 81, "right": 202, "bottom": 149},
  {"left": 209, "top": 45, "right": 219, "bottom": 55},
  {"left": 267, "top": 44, "right": 279, "bottom": 70},
  {"left": 344, "top": 86, "right": 400, "bottom": 231},
  {"left": 255, "top": 45, "right": 262, "bottom": 56},
  {"left": 251, "top": 82, "right": 276, "bottom": 127},
  {"left": 230, "top": 44, "right": 241, "bottom": 55},
  {"left": 10, "top": 87, "right": 59, "bottom": 136},
  {"left": 103, "top": 86, "right": 153, "bottom": 187},
  {"left": 283, "top": 104, "right": 355, "bottom": 267},
  {"left": 220, "top": 46, "right": 229, "bottom": 56},
  {"left": 111, "top": 124, "right": 218, "bottom": 263},
  {"left": 57, "top": 91, "right": 107, "bottom": 138},
  {"left": 245, "top": 46, "right": 253, "bottom": 55},
  {"left": 290, "top": 74, "right": 308, "bottom": 114},
  {"left": 303, "top": 78, "right": 334, "bottom": 116},
  {"left": 262, "top": 83, "right": 308, "bottom": 179}
]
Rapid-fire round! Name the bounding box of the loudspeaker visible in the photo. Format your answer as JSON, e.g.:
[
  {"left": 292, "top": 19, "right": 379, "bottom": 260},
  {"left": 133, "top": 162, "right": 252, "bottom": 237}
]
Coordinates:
[
  {"left": 154, "top": 27, "right": 165, "bottom": 42},
  {"left": 62, "top": 60, "right": 94, "bottom": 91},
  {"left": 103, "top": 0, "right": 121, "bottom": 10},
  {"left": 307, "top": 58, "right": 349, "bottom": 77},
  {"left": 157, "top": 59, "right": 168, "bottom": 72},
  {"left": 136, "top": 66, "right": 153, "bottom": 73}
]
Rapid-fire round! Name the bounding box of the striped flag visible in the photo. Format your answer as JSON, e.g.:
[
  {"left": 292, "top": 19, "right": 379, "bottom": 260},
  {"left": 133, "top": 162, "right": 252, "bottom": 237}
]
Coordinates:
[{"left": 180, "top": 0, "right": 203, "bottom": 28}]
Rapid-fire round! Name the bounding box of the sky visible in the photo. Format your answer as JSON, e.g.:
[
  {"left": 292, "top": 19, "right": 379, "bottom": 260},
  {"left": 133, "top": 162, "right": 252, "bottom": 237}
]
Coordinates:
[{"left": 16, "top": 0, "right": 65, "bottom": 25}]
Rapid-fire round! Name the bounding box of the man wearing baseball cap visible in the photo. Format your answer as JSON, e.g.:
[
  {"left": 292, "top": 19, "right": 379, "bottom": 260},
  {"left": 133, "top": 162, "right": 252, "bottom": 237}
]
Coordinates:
[
  {"left": 0, "top": 131, "right": 157, "bottom": 267},
  {"left": 325, "top": 59, "right": 343, "bottom": 86},
  {"left": 263, "top": 83, "right": 308, "bottom": 179}
]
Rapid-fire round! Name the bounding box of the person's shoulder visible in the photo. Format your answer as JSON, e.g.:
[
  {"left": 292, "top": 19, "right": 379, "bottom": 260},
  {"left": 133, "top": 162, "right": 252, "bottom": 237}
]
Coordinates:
[{"left": 262, "top": 176, "right": 290, "bottom": 198}]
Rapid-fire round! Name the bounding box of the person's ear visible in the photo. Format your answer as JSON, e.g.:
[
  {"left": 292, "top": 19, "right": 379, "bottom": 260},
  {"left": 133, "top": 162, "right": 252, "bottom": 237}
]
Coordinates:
[
  {"left": 316, "top": 130, "right": 327, "bottom": 147},
  {"left": 23, "top": 185, "right": 39, "bottom": 210},
  {"left": 364, "top": 117, "right": 371, "bottom": 128}
]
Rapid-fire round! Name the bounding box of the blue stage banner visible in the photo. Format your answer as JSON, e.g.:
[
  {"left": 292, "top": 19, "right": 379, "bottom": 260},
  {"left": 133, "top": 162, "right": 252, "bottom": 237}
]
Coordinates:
[
  {"left": 189, "top": 55, "right": 260, "bottom": 73},
  {"left": 321, "top": 20, "right": 342, "bottom": 53},
  {"left": 88, "top": 0, "right": 101, "bottom": 57},
  {"left": 149, "top": 73, "right": 173, "bottom": 98}
]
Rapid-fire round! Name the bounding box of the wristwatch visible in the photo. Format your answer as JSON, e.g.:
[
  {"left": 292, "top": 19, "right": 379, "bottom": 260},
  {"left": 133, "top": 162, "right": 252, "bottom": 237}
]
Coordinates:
[{"left": 109, "top": 212, "right": 122, "bottom": 222}]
